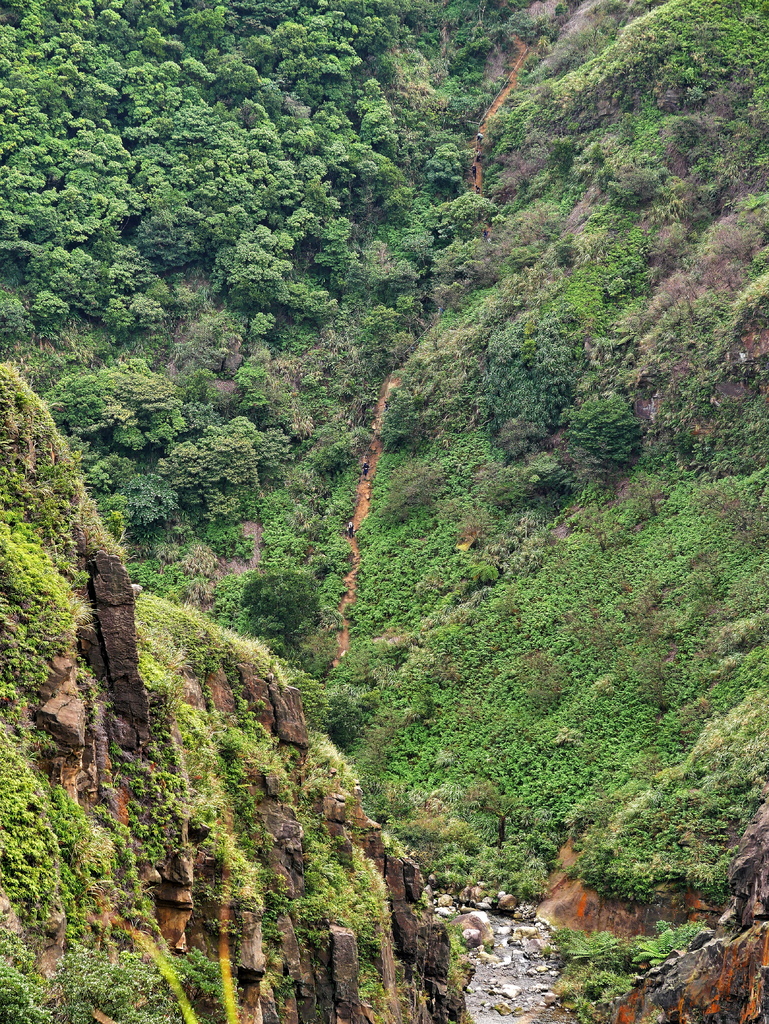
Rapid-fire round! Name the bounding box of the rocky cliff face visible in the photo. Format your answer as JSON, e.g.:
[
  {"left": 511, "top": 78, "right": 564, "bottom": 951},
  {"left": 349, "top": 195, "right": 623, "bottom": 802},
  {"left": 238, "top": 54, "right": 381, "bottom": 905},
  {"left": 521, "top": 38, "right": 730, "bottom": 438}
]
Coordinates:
[
  {"left": 612, "top": 790, "right": 769, "bottom": 1024},
  {"left": 33, "top": 549, "right": 463, "bottom": 1024},
  {"left": 0, "top": 364, "right": 464, "bottom": 1024}
]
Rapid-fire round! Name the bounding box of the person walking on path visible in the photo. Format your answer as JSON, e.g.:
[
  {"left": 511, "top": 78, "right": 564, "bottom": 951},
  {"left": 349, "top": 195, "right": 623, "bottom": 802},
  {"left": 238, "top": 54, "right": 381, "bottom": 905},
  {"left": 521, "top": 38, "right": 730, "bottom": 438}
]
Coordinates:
[
  {"left": 362, "top": 461, "right": 370, "bottom": 478},
  {"left": 346, "top": 520, "right": 355, "bottom": 538}
]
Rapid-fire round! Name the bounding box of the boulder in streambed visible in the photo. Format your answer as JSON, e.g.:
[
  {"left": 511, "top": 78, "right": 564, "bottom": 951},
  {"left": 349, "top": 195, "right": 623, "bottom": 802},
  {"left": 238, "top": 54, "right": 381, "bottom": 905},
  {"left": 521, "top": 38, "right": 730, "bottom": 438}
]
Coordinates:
[
  {"left": 452, "top": 911, "right": 495, "bottom": 947},
  {"left": 498, "top": 894, "right": 518, "bottom": 912},
  {"left": 463, "top": 928, "right": 483, "bottom": 948},
  {"left": 500, "top": 985, "right": 522, "bottom": 1000},
  {"left": 523, "top": 937, "right": 546, "bottom": 955},
  {"left": 493, "top": 1004, "right": 513, "bottom": 1016}
]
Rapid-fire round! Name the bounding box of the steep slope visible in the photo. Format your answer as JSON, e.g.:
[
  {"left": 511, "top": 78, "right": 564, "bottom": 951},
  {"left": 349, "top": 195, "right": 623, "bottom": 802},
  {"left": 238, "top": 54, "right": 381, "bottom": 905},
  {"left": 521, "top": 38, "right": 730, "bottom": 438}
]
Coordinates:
[
  {"left": 325, "top": 0, "right": 769, "bottom": 921},
  {"left": 0, "top": 362, "right": 464, "bottom": 1024}
]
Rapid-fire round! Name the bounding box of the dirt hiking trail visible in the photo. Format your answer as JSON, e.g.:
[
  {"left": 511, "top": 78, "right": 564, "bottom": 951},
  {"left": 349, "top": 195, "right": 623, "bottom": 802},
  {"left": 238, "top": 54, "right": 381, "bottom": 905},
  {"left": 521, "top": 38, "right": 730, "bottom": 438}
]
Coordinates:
[
  {"left": 471, "top": 36, "right": 529, "bottom": 195},
  {"left": 333, "top": 40, "right": 530, "bottom": 664},
  {"left": 333, "top": 374, "right": 400, "bottom": 665}
]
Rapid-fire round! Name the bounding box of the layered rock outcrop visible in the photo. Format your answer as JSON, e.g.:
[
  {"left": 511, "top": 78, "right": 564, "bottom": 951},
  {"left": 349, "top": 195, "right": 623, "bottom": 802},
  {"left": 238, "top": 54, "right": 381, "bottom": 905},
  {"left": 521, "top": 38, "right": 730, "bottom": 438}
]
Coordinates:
[
  {"left": 612, "top": 790, "right": 769, "bottom": 1024},
  {"left": 539, "top": 842, "right": 721, "bottom": 938},
  {"left": 29, "top": 533, "right": 463, "bottom": 1024}
]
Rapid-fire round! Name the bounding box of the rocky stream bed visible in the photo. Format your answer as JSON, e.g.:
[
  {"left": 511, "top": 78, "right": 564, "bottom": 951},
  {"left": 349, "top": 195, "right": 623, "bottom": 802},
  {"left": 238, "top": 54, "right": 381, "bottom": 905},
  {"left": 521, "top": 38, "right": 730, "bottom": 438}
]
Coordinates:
[{"left": 432, "top": 896, "right": 576, "bottom": 1024}]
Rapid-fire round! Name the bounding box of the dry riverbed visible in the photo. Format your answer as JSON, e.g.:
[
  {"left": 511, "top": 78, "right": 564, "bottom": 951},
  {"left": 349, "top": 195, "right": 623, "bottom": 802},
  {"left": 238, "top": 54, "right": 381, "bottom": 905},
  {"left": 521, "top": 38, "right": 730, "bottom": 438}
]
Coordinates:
[{"left": 432, "top": 897, "right": 576, "bottom": 1024}]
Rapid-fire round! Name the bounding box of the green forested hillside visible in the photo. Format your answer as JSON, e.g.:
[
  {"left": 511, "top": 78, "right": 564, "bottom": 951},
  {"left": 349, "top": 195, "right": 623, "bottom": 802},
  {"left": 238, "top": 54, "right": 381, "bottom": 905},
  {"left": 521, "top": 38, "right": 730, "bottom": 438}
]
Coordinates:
[
  {"left": 0, "top": 0, "right": 565, "bottom": 659},
  {"left": 4, "top": 0, "right": 769, "bottom": 980},
  {"left": 326, "top": 0, "right": 769, "bottom": 907}
]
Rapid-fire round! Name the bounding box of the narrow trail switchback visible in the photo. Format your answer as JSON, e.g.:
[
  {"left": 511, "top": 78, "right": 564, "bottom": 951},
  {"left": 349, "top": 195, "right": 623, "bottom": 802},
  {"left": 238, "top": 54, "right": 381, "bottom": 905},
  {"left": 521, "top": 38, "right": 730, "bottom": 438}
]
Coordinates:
[
  {"left": 333, "top": 374, "right": 400, "bottom": 665},
  {"left": 471, "top": 37, "right": 529, "bottom": 195}
]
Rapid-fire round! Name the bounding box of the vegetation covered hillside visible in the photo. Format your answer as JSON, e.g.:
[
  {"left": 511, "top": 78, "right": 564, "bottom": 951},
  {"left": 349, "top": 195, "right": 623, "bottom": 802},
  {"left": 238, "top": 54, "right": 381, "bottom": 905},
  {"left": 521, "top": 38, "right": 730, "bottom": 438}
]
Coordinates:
[
  {"left": 0, "top": 0, "right": 559, "bottom": 665},
  {"left": 0, "top": 363, "right": 463, "bottom": 1024},
  {"left": 4, "top": 0, "right": 769, "bottom": 1013},
  {"left": 325, "top": 0, "right": 769, "bottom": 914}
]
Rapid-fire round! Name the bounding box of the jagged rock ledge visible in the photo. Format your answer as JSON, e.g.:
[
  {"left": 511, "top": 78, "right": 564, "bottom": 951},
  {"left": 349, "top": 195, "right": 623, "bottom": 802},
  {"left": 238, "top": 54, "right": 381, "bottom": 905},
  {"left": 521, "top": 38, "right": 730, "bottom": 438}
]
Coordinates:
[
  {"left": 612, "top": 789, "right": 769, "bottom": 1024},
  {"left": 27, "top": 538, "right": 465, "bottom": 1024}
]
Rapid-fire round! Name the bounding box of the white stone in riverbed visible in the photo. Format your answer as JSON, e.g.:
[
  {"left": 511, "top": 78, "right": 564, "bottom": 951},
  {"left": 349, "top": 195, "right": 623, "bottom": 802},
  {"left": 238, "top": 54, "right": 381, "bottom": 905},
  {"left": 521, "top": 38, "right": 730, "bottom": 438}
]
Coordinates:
[{"left": 500, "top": 985, "right": 522, "bottom": 1000}]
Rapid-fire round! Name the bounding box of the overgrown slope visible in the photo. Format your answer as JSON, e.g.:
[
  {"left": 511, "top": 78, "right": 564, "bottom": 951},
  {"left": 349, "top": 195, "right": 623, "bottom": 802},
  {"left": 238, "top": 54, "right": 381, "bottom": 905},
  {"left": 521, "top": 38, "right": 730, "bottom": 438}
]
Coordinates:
[
  {"left": 324, "top": 0, "right": 769, "bottom": 911},
  {"left": 0, "top": 362, "right": 463, "bottom": 1024},
  {"left": 5, "top": 0, "right": 769, "bottom": 969}
]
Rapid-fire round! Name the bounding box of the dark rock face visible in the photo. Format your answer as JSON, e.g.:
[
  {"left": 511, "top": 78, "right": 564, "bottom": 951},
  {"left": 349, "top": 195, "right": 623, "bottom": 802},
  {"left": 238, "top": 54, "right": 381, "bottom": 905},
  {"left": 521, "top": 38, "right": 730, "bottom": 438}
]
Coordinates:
[
  {"left": 39, "top": 654, "right": 77, "bottom": 701},
  {"left": 37, "top": 694, "right": 86, "bottom": 747},
  {"left": 269, "top": 681, "right": 309, "bottom": 748},
  {"left": 206, "top": 667, "right": 236, "bottom": 715},
  {"left": 155, "top": 883, "right": 194, "bottom": 952},
  {"left": 35, "top": 541, "right": 464, "bottom": 1024},
  {"left": 730, "top": 792, "right": 769, "bottom": 929},
  {"left": 239, "top": 663, "right": 276, "bottom": 733},
  {"left": 238, "top": 911, "right": 266, "bottom": 983},
  {"left": 614, "top": 924, "right": 769, "bottom": 1024},
  {"left": 263, "top": 801, "right": 306, "bottom": 898},
  {"left": 84, "top": 551, "right": 149, "bottom": 750},
  {"left": 613, "top": 790, "right": 769, "bottom": 1024},
  {"left": 385, "top": 855, "right": 462, "bottom": 1024}
]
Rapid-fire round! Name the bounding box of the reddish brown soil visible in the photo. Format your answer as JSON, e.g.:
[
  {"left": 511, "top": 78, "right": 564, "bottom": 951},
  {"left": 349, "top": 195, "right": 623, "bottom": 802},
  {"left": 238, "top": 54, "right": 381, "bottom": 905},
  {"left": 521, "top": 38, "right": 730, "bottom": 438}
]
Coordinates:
[
  {"left": 333, "top": 375, "right": 400, "bottom": 665},
  {"left": 470, "top": 37, "right": 529, "bottom": 196}
]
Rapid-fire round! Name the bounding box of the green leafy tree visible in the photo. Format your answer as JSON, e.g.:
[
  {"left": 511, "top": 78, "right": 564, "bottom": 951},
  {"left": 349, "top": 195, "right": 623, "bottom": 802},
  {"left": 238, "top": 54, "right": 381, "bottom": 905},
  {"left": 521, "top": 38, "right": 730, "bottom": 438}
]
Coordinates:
[
  {"left": 161, "top": 419, "right": 262, "bottom": 521},
  {"left": 242, "top": 566, "right": 321, "bottom": 651},
  {"left": 382, "top": 461, "right": 445, "bottom": 522},
  {"left": 567, "top": 396, "right": 642, "bottom": 468},
  {"left": 0, "top": 960, "right": 51, "bottom": 1024},
  {"left": 486, "top": 308, "right": 578, "bottom": 432},
  {"left": 424, "top": 144, "right": 465, "bottom": 198},
  {"left": 123, "top": 475, "right": 179, "bottom": 536}
]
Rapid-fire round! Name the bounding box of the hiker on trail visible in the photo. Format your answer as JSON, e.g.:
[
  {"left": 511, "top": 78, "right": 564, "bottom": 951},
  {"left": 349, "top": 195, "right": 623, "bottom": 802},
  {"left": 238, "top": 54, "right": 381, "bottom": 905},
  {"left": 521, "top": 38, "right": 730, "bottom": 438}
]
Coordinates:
[
  {"left": 483, "top": 228, "right": 490, "bottom": 241},
  {"left": 347, "top": 521, "right": 355, "bottom": 538},
  {"left": 476, "top": 131, "right": 484, "bottom": 143},
  {"left": 472, "top": 164, "right": 477, "bottom": 179},
  {"left": 362, "top": 461, "right": 370, "bottom": 478},
  {"left": 475, "top": 185, "right": 481, "bottom": 194}
]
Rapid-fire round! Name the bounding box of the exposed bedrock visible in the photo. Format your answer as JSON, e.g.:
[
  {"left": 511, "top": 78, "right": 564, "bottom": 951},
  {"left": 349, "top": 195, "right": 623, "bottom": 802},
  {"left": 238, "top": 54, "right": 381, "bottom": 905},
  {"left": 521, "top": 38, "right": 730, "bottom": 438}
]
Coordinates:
[
  {"left": 612, "top": 788, "right": 769, "bottom": 1024},
  {"left": 35, "top": 545, "right": 463, "bottom": 1024}
]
